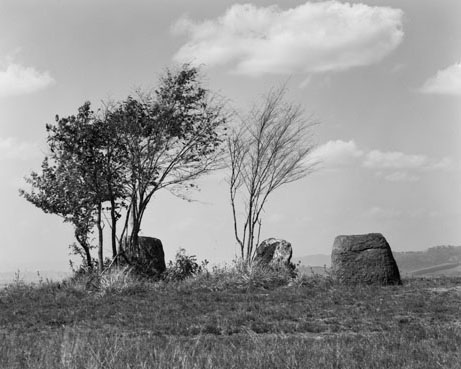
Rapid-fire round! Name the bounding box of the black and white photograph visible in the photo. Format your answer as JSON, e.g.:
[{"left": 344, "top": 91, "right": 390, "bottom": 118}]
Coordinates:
[{"left": 0, "top": 0, "right": 460, "bottom": 367}]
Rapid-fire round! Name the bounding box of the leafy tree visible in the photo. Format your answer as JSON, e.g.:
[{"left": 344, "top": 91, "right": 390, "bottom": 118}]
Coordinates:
[
  {"left": 20, "top": 103, "right": 126, "bottom": 271},
  {"left": 107, "top": 65, "right": 227, "bottom": 258},
  {"left": 20, "top": 157, "right": 96, "bottom": 268},
  {"left": 21, "top": 65, "right": 227, "bottom": 271},
  {"left": 20, "top": 105, "right": 99, "bottom": 268},
  {"left": 227, "top": 87, "right": 318, "bottom": 262}
]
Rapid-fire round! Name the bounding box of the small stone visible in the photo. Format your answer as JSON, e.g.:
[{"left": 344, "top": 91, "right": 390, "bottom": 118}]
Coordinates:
[{"left": 254, "top": 238, "right": 292, "bottom": 267}]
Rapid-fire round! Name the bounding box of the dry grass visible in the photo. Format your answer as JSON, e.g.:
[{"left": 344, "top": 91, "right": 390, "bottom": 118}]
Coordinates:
[
  {"left": 2, "top": 326, "right": 460, "bottom": 369},
  {"left": 1, "top": 269, "right": 460, "bottom": 368}
]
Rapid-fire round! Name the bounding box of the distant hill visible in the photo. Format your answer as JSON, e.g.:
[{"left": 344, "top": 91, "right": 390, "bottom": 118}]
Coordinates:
[
  {"left": 418, "top": 264, "right": 461, "bottom": 276},
  {"left": 393, "top": 245, "right": 461, "bottom": 273},
  {"left": 410, "top": 263, "right": 461, "bottom": 276},
  {"left": 293, "top": 254, "right": 331, "bottom": 267}
]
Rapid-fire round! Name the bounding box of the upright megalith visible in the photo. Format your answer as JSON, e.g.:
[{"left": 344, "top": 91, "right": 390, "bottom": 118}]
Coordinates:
[
  {"left": 331, "top": 233, "right": 401, "bottom": 285},
  {"left": 124, "top": 236, "right": 166, "bottom": 277},
  {"left": 254, "top": 238, "right": 293, "bottom": 267}
]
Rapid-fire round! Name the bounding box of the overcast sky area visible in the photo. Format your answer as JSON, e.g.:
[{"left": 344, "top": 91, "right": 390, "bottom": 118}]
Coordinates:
[{"left": 0, "top": 0, "right": 460, "bottom": 272}]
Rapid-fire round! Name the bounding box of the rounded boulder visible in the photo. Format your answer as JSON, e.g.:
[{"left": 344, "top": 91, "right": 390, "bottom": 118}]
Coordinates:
[
  {"left": 331, "top": 233, "right": 401, "bottom": 285},
  {"left": 254, "top": 238, "right": 292, "bottom": 267}
]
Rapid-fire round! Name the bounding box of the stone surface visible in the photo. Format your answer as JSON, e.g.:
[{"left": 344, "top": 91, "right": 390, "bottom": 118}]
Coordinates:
[
  {"left": 254, "top": 238, "right": 293, "bottom": 267},
  {"left": 331, "top": 233, "right": 401, "bottom": 285},
  {"left": 125, "top": 236, "right": 166, "bottom": 277}
]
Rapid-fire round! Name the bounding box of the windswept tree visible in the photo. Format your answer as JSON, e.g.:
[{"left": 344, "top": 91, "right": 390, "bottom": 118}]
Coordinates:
[
  {"left": 20, "top": 157, "right": 96, "bottom": 268},
  {"left": 19, "top": 103, "right": 116, "bottom": 270},
  {"left": 20, "top": 64, "right": 227, "bottom": 271},
  {"left": 227, "top": 87, "right": 318, "bottom": 262},
  {"left": 109, "top": 65, "right": 227, "bottom": 257}
]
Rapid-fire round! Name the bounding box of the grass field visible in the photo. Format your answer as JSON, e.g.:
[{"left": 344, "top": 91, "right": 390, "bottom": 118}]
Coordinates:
[
  {"left": 1, "top": 268, "right": 460, "bottom": 369},
  {"left": 411, "top": 264, "right": 461, "bottom": 277}
]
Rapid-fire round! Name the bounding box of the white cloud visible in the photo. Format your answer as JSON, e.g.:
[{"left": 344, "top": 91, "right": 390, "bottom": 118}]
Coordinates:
[
  {"left": 366, "top": 206, "right": 450, "bottom": 221},
  {"left": 363, "top": 206, "right": 455, "bottom": 221},
  {"left": 312, "top": 139, "right": 363, "bottom": 168},
  {"left": 363, "top": 150, "right": 428, "bottom": 169},
  {"left": 172, "top": 1, "right": 404, "bottom": 76},
  {"left": 314, "top": 139, "right": 457, "bottom": 179},
  {"left": 378, "top": 171, "right": 420, "bottom": 183},
  {"left": 0, "top": 137, "right": 38, "bottom": 160},
  {"left": 0, "top": 63, "right": 55, "bottom": 97},
  {"left": 364, "top": 150, "right": 456, "bottom": 173},
  {"left": 420, "top": 61, "right": 461, "bottom": 95},
  {"left": 367, "top": 206, "right": 402, "bottom": 219},
  {"left": 429, "top": 156, "right": 456, "bottom": 171}
]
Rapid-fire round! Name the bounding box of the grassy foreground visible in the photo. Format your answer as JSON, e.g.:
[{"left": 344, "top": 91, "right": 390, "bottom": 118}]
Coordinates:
[{"left": 1, "top": 268, "right": 460, "bottom": 369}]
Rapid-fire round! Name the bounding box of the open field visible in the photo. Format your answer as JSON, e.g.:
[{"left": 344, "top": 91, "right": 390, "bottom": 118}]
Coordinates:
[
  {"left": 1, "top": 272, "right": 461, "bottom": 369},
  {"left": 411, "top": 263, "right": 461, "bottom": 276}
]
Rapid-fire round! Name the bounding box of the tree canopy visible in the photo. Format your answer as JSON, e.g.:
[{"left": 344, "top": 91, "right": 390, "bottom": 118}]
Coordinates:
[{"left": 20, "top": 65, "right": 227, "bottom": 271}]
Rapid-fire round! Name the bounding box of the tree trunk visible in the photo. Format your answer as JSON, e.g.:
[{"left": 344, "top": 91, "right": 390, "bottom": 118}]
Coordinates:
[
  {"left": 96, "top": 202, "right": 104, "bottom": 272},
  {"left": 75, "top": 232, "right": 93, "bottom": 269},
  {"left": 128, "top": 196, "right": 141, "bottom": 258},
  {"left": 130, "top": 215, "right": 140, "bottom": 258},
  {"left": 83, "top": 244, "right": 92, "bottom": 269},
  {"left": 110, "top": 196, "right": 117, "bottom": 259}
]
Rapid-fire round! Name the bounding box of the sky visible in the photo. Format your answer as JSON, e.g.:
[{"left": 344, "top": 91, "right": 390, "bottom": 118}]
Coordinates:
[{"left": 0, "top": 0, "right": 460, "bottom": 272}]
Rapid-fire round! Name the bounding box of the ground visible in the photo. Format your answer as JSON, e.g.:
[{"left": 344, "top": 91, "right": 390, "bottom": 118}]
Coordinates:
[{"left": 0, "top": 273, "right": 460, "bottom": 368}]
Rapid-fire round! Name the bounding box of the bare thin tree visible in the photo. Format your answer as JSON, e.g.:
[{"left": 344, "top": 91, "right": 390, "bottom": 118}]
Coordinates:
[{"left": 227, "top": 87, "right": 318, "bottom": 262}]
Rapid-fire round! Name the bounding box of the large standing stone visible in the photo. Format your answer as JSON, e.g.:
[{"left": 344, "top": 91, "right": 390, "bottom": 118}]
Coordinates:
[
  {"left": 254, "top": 238, "right": 292, "bottom": 267},
  {"left": 331, "top": 233, "right": 401, "bottom": 285},
  {"left": 125, "top": 236, "right": 166, "bottom": 277}
]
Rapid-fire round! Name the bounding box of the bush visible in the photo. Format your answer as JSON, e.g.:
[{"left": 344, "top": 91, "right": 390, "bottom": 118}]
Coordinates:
[
  {"left": 230, "top": 260, "right": 294, "bottom": 289},
  {"left": 177, "top": 259, "right": 295, "bottom": 292},
  {"left": 163, "top": 249, "right": 206, "bottom": 282}
]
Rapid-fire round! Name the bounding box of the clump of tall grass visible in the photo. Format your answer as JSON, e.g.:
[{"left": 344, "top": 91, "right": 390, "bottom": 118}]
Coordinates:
[
  {"left": 60, "top": 247, "right": 305, "bottom": 293},
  {"left": 97, "top": 266, "right": 143, "bottom": 295},
  {"left": 178, "top": 259, "right": 295, "bottom": 291},
  {"left": 290, "top": 266, "right": 335, "bottom": 289},
  {"left": 64, "top": 265, "right": 145, "bottom": 296}
]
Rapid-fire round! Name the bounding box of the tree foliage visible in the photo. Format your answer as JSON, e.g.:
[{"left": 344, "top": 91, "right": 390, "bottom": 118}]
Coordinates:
[
  {"left": 20, "top": 103, "right": 108, "bottom": 269},
  {"left": 20, "top": 64, "right": 227, "bottom": 271}
]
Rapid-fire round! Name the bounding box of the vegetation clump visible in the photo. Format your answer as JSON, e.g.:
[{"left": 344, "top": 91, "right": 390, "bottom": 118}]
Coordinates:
[
  {"left": 163, "top": 248, "right": 205, "bottom": 282},
  {"left": 20, "top": 64, "right": 228, "bottom": 272}
]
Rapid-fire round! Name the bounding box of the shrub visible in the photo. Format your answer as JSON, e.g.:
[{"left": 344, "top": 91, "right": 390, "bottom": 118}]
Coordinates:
[
  {"left": 163, "top": 249, "right": 206, "bottom": 282},
  {"left": 68, "top": 264, "right": 101, "bottom": 292},
  {"left": 177, "top": 259, "right": 294, "bottom": 291},
  {"left": 231, "top": 260, "right": 294, "bottom": 289}
]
